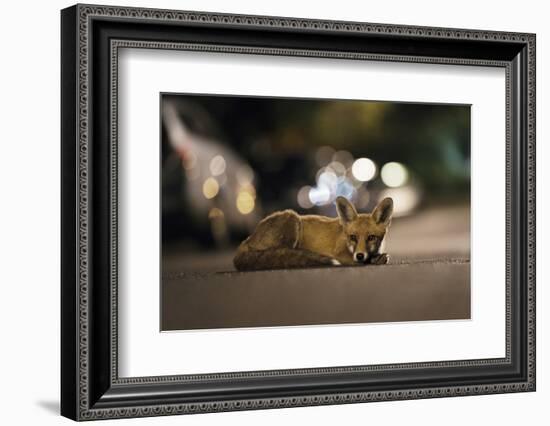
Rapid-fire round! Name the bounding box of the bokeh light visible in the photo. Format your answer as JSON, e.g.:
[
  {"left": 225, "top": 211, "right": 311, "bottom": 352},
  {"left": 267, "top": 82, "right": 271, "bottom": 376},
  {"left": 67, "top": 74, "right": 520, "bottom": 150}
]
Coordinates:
[
  {"left": 332, "top": 150, "right": 354, "bottom": 167},
  {"left": 381, "top": 162, "right": 409, "bottom": 187},
  {"left": 208, "top": 207, "right": 227, "bottom": 242},
  {"left": 335, "top": 179, "right": 356, "bottom": 200},
  {"left": 315, "top": 146, "right": 335, "bottom": 167},
  {"left": 239, "top": 183, "right": 256, "bottom": 199},
  {"left": 208, "top": 207, "right": 224, "bottom": 219},
  {"left": 297, "top": 186, "right": 314, "bottom": 209},
  {"left": 308, "top": 185, "right": 331, "bottom": 206},
  {"left": 355, "top": 187, "right": 370, "bottom": 209},
  {"left": 236, "top": 190, "right": 255, "bottom": 214},
  {"left": 379, "top": 186, "right": 419, "bottom": 216},
  {"left": 351, "top": 157, "right": 377, "bottom": 182},
  {"left": 209, "top": 155, "right": 226, "bottom": 176},
  {"left": 202, "top": 177, "right": 219, "bottom": 199},
  {"left": 236, "top": 165, "right": 254, "bottom": 186},
  {"left": 327, "top": 161, "right": 346, "bottom": 176},
  {"left": 318, "top": 169, "right": 338, "bottom": 192}
]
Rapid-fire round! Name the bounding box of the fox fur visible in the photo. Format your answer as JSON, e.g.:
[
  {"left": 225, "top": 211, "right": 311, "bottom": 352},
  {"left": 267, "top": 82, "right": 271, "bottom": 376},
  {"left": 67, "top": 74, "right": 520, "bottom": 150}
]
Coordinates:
[{"left": 233, "top": 196, "right": 393, "bottom": 271}]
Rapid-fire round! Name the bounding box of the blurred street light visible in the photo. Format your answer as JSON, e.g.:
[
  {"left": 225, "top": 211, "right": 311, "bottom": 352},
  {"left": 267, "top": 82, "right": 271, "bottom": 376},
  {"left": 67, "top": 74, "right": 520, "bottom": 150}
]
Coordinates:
[
  {"left": 209, "top": 155, "right": 226, "bottom": 176},
  {"left": 202, "top": 177, "right": 219, "bottom": 199},
  {"left": 351, "top": 157, "right": 377, "bottom": 182},
  {"left": 381, "top": 162, "right": 409, "bottom": 187}
]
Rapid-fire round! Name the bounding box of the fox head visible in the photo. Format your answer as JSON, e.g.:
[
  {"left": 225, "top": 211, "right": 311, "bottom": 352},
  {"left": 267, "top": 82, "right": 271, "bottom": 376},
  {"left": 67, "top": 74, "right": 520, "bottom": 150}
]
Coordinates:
[{"left": 335, "top": 196, "right": 393, "bottom": 264}]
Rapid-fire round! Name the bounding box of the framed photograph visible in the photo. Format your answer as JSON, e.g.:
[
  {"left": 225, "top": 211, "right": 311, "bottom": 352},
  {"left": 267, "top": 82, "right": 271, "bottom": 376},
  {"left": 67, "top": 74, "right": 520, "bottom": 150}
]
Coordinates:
[{"left": 61, "top": 4, "right": 536, "bottom": 421}]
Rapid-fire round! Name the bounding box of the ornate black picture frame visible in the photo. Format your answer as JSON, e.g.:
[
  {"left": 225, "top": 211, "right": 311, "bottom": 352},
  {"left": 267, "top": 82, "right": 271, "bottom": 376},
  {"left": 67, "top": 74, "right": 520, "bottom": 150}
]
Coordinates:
[{"left": 61, "top": 4, "right": 536, "bottom": 421}]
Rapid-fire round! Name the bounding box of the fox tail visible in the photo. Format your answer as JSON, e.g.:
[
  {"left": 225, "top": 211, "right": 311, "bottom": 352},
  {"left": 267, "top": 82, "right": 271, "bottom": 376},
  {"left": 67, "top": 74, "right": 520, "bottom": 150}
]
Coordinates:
[{"left": 233, "top": 247, "right": 338, "bottom": 271}]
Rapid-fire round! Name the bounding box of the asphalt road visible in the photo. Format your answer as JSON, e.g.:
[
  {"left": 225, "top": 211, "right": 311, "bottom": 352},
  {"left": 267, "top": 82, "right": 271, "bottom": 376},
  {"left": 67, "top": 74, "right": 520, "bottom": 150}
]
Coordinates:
[
  {"left": 162, "top": 259, "right": 470, "bottom": 330},
  {"left": 161, "top": 205, "right": 470, "bottom": 330}
]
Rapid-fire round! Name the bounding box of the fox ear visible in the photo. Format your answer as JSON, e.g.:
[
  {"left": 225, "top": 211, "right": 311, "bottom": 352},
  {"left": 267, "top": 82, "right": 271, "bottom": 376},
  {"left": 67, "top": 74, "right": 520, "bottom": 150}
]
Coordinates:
[
  {"left": 336, "top": 196, "right": 358, "bottom": 224},
  {"left": 373, "top": 197, "right": 393, "bottom": 226}
]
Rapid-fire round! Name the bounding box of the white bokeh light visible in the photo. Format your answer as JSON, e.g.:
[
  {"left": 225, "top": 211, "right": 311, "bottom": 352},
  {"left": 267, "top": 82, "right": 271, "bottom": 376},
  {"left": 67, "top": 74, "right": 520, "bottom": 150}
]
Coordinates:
[
  {"left": 317, "top": 170, "right": 338, "bottom": 192},
  {"left": 351, "top": 158, "right": 377, "bottom": 182},
  {"left": 381, "top": 162, "right": 409, "bottom": 187},
  {"left": 379, "top": 186, "right": 420, "bottom": 216},
  {"left": 308, "top": 185, "right": 331, "bottom": 206},
  {"left": 327, "top": 161, "right": 346, "bottom": 176},
  {"left": 209, "top": 155, "right": 226, "bottom": 176},
  {"left": 297, "top": 186, "right": 314, "bottom": 208}
]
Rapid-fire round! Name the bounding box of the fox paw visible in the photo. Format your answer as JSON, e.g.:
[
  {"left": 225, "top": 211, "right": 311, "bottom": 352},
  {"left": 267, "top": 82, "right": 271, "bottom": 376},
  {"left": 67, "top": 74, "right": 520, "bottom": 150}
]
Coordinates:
[
  {"left": 371, "top": 253, "right": 389, "bottom": 265},
  {"left": 331, "top": 258, "right": 342, "bottom": 266}
]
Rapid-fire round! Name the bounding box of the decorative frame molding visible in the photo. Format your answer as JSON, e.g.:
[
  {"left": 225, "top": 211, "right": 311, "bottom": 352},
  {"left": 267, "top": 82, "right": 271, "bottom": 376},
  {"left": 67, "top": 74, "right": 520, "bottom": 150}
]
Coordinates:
[{"left": 61, "top": 4, "right": 535, "bottom": 421}]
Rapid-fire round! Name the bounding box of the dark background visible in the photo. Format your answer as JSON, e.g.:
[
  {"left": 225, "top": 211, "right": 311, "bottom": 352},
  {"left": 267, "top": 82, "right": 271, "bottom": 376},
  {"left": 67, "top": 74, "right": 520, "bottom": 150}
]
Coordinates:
[{"left": 161, "top": 94, "right": 470, "bottom": 269}]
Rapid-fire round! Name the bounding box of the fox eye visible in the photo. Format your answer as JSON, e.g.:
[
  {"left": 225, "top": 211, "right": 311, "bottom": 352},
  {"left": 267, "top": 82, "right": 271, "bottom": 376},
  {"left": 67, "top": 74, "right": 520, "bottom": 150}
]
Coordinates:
[
  {"left": 367, "top": 235, "right": 377, "bottom": 242},
  {"left": 349, "top": 234, "right": 358, "bottom": 243}
]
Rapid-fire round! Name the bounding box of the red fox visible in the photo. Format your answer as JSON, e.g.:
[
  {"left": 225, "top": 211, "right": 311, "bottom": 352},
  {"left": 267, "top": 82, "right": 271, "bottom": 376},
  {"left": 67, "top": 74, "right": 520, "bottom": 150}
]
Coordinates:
[{"left": 233, "top": 196, "right": 393, "bottom": 271}]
